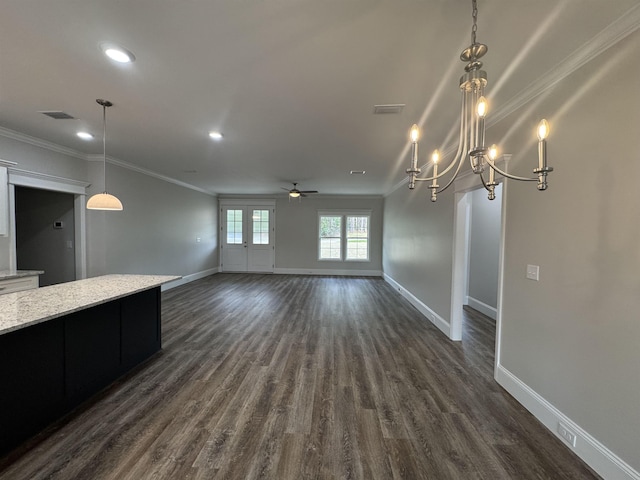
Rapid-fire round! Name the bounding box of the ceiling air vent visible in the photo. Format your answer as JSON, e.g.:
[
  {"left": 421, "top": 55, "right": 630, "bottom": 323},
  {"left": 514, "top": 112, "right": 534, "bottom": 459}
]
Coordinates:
[
  {"left": 373, "top": 104, "right": 405, "bottom": 115},
  {"left": 39, "top": 111, "right": 75, "bottom": 120}
]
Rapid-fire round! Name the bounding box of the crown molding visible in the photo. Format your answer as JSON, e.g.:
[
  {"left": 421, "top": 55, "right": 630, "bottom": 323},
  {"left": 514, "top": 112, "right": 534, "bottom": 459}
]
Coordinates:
[
  {"left": 87, "top": 154, "right": 216, "bottom": 196},
  {"left": 385, "top": 3, "right": 640, "bottom": 198},
  {"left": 488, "top": 2, "right": 640, "bottom": 127},
  {"left": 0, "top": 127, "right": 216, "bottom": 197},
  {"left": 0, "top": 126, "right": 87, "bottom": 160}
]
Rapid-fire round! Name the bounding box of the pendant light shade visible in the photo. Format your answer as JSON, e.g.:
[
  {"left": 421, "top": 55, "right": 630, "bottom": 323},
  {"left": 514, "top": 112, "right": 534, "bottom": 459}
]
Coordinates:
[
  {"left": 87, "top": 99, "right": 123, "bottom": 211},
  {"left": 86, "top": 192, "right": 123, "bottom": 210}
]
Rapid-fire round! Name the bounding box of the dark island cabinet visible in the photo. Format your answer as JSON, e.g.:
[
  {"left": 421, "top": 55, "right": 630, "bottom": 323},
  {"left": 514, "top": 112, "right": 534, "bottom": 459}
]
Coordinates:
[
  {"left": 0, "top": 287, "right": 161, "bottom": 455},
  {"left": 121, "top": 287, "right": 160, "bottom": 372},
  {"left": 0, "top": 318, "right": 66, "bottom": 454}
]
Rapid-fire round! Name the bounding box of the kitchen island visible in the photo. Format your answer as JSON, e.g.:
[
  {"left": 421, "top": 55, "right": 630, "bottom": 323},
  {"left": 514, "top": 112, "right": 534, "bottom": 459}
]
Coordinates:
[
  {"left": 0, "top": 269, "right": 44, "bottom": 294},
  {"left": 0, "top": 274, "right": 180, "bottom": 455}
]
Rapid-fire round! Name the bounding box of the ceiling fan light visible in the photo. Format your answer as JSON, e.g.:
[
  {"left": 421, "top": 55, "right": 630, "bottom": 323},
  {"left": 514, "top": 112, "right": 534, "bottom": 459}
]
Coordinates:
[
  {"left": 289, "top": 191, "right": 301, "bottom": 198},
  {"left": 87, "top": 192, "right": 123, "bottom": 211}
]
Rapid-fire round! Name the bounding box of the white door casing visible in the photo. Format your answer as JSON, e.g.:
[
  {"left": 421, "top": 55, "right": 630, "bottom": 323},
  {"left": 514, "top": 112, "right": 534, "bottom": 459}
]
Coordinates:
[{"left": 220, "top": 199, "right": 275, "bottom": 273}]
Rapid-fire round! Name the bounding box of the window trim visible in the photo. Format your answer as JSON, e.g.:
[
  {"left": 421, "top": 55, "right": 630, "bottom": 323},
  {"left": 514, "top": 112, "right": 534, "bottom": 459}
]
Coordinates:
[{"left": 317, "top": 210, "right": 371, "bottom": 262}]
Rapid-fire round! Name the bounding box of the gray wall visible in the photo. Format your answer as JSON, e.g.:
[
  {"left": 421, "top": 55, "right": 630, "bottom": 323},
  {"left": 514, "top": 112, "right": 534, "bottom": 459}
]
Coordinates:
[
  {"left": 274, "top": 195, "right": 383, "bottom": 273},
  {"left": 0, "top": 134, "right": 219, "bottom": 279},
  {"left": 382, "top": 27, "right": 640, "bottom": 473},
  {"left": 495, "top": 30, "right": 640, "bottom": 470},
  {"left": 0, "top": 135, "right": 88, "bottom": 180},
  {"left": 383, "top": 182, "right": 455, "bottom": 322},
  {"left": 467, "top": 185, "right": 501, "bottom": 311},
  {"left": 0, "top": 236, "right": 10, "bottom": 270},
  {"left": 86, "top": 162, "right": 219, "bottom": 277},
  {"left": 15, "top": 186, "right": 76, "bottom": 286}
]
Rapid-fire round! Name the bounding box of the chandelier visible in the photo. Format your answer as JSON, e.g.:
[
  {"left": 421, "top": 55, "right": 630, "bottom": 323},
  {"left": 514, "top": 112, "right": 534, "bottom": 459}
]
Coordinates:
[{"left": 406, "top": 0, "right": 553, "bottom": 202}]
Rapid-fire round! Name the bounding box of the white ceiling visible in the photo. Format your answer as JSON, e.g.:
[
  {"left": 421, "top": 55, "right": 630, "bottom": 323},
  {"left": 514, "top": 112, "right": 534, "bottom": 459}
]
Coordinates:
[{"left": 0, "top": 0, "right": 638, "bottom": 196}]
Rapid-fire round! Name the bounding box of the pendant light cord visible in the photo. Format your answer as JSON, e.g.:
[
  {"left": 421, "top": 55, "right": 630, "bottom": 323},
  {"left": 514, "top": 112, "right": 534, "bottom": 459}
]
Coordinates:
[
  {"left": 96, "top": 99, "right": 113, "bottom": 193},
  {"left": 102, "top": 102, "right": 107, "bottom": 193}
]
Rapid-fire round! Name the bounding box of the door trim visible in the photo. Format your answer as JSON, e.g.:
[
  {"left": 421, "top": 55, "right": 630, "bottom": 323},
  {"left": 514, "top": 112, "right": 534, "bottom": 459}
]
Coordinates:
[
  {"left": 8, "top": 169, "right": 89, "bottom": 279},
  {"left": 219, "top": 199, "right": 276, "bottom": 273}
]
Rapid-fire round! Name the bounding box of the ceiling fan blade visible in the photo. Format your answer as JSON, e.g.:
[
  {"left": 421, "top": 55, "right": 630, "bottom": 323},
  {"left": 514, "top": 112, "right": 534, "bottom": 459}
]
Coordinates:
[
  {"left": 280, "top": 187, "right": 291, "bottom": 191},
  {"left": 299, "top": 190, "right": 318, "bottom": 194}
]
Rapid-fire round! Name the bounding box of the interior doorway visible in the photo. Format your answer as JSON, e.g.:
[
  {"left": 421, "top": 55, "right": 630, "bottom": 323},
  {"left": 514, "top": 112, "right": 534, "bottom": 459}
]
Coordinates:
[
  {"left": 15, "top": 186, "right": 76, "bottom": 286},
  {"left": 220, "top": 201, "right": 275, "bottom": 273},
  {"left": 465, "top": 185, "right": 502, "bottom": 321},
  {"left": 450, "top": 173, "right": 506, "bottom": 344}
]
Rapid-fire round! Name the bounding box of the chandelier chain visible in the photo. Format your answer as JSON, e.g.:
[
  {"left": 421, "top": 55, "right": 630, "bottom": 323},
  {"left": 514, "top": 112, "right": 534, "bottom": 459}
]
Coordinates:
[{"left": 471, "top": 0, "right": 478, "bottom": 45}]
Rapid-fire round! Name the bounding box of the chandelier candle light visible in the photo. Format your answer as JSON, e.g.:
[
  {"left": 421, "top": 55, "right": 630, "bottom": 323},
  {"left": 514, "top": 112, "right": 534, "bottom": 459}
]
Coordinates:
[
  {"left": 86, "top": 99, "right": 123, "bottom": 211},
  {"left": 406, "top": 0, "right": 553, "bottom": 201}
]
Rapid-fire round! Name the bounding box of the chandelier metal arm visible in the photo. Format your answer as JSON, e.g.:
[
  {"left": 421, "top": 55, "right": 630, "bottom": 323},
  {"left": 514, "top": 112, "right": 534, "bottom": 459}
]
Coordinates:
[
  {"left": 485, "top": 157, "right": 537, "bottom": 182},
  {"left": 435, "top": 94, "right": 469, "bottom": 179},
  {"left": 435, "top": 148, "right": 466, "bottom": 195},
  {"left": 413, "top": 94, "right": 468, "bottom": 183},
  {"left": 479, "top": 171, "right": 489, "bottom": 190}
]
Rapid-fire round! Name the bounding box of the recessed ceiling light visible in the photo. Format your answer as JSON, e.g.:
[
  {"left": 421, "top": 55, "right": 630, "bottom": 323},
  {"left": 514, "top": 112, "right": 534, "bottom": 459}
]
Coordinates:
[
  {"left": 77, "top": 131, "right": 94, "bottom": 140},
  {"left": 209, "top": 131, "right": 223, "bottom": 140},
  {"left": 100, "top": 43, "right": 135, "bottom": 63}
]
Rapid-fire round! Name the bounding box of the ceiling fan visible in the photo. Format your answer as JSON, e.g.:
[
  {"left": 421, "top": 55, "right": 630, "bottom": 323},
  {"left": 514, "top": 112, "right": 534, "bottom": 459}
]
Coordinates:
[{"left": 281, "top": 182, "right": 318, "bottom": 199}]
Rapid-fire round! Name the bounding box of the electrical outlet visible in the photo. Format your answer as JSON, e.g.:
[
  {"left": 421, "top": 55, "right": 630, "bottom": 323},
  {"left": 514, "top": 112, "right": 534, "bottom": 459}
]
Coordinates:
[{"left": 558, "top": 422, "right": 577, "bottom": 447}]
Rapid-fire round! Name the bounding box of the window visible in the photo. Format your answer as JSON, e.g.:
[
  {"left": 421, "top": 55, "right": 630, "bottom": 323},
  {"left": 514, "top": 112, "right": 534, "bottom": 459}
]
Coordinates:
[
  {"left": 346, "top": 215, "right": 369, "bottom": 260},
  {"left": 319, "top": 215, "right": 342, "bottom": 260},
  {"left": 226, "top": 209, "right": 243, "bottom": 244},
  {"left": 252, "top": 209, "right": 270, "bottom": 245},
  {"left": 318, "top": 212, "right": 370, "bottom": 261}
]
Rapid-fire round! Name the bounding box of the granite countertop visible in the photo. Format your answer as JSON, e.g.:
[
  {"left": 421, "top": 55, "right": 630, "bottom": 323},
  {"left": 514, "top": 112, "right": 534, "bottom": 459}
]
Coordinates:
[
  {"left": 0, "top": 270, "right": 45, "bottom": 280},
  {"left": 0, "top": 274, "right": 181, "bottom": 336}
]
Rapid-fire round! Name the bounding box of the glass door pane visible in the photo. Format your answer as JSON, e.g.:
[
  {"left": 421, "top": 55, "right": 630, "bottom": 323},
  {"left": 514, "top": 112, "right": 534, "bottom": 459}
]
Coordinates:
[
  {"left": 226, "top": 209, "right": 243, "bottom": 244},
  {"left": 251, "top": 209, "right": 269, "bottom": 245}
]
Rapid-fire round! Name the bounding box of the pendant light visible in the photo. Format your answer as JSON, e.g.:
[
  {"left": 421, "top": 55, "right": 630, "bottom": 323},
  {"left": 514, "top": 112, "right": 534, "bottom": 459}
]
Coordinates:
[{"left": 86, "top": 99, "right": 123, "bottom": 211}]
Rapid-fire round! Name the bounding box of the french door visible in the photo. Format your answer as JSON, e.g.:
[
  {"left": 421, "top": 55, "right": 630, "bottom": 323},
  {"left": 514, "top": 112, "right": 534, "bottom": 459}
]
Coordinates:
[{"left": 221, "top": 203, "right": 275, "bottom": 273}]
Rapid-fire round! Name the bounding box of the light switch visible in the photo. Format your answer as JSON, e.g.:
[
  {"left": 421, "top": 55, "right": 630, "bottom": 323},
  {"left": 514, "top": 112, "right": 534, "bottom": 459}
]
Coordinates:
[
  {"left": 196, "top": 237, "right": 201, "bottom": 243},
  {"left": 66, "top": 240, "right": 73, "bottom": 249},
  {"left": 526, "top": 264, "right": 540, "bottom": 281}
]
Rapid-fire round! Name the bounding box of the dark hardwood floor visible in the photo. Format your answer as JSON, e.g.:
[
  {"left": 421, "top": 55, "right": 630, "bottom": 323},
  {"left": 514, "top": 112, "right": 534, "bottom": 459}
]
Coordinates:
[{"left": 0, "top": 274, "right": 600, "bottom": 479}]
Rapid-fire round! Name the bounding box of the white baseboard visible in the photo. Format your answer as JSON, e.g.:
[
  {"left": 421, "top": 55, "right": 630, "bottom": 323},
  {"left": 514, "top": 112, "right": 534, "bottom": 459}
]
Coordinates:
[
  {"left": 161, "top": 267, "right": 219, "bottom": 291},
  {"left": 466, "top": 296, "right": 497, "bottom": 320},
  {"left": 496, "top": 364, "right": 640, "bottom": 480},
  {"left": 273, "top": 268, "right": 382, "bottom": 277},
  {"left": 383, "top": 273, "right": 451, "bottom": 338}
]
